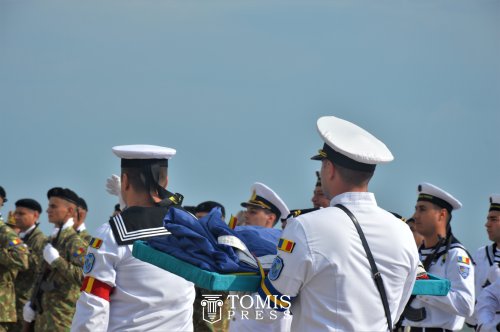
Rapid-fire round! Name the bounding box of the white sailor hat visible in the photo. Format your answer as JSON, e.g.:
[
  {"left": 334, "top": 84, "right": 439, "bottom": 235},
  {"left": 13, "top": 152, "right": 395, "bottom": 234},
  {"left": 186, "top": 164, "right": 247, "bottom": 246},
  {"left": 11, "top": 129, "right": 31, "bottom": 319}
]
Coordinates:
[
  {"left": 417, "top": 182, "right": 462, "bottom": 212},
  {"left": 112, "top": 144, "right": 176, "bottom": 167},
  {"left": 311, "top": 116, "right": 394, "bottom": 172},
  {"left": 241, "top": 182, "right": 290, "bottom": 222},
  {"left": 489, "top": 194, "right": 500, "bottom": 212}
]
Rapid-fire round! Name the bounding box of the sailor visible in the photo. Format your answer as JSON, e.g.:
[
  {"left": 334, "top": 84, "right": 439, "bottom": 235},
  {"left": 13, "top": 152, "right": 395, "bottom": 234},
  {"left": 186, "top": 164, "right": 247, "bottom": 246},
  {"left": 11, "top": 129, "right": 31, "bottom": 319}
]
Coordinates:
[
  {"left": 402, "top": 182, "right": 475, "bottom": 331},
  {"left": 71, "top": 144, "right": 195, "bottom": 331},
  {"left": 229, "top": 182, "right": 292, "bottom": 332},
  {"left": 311, "top": 171, "right": 330, "bottom": 209},
  {"left": 256, "top": 115, "right": 419, "bottom": 330},
  {"left": 241, "top": 182, "right": 290, "bottom": 228},
  {"left": 476, "top": 278, "right": 500, "bottom": 332},
  {"left": 467, "top": 194, "right": 500, "bottom": 327}
]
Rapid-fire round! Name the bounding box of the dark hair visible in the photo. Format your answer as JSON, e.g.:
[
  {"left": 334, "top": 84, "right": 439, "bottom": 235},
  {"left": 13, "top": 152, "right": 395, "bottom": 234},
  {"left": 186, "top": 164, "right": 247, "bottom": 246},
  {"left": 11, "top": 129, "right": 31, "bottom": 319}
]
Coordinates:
[
  {"left": 195, "top": 201, "right": 225, "bottom": 218},
  {"left": 333, "top": 162, "right": 374, "bottom": 187},
  {"left": 122, "top": 166, "right": 168, "bottom": 194}
]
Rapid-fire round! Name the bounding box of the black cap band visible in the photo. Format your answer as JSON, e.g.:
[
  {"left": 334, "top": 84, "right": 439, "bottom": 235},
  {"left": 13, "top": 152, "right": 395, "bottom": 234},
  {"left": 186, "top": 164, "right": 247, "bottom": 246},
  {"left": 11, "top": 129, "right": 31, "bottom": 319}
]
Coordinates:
[
  {"left": 490, "top": 203, "right": 500, "bottom": 212},
  {"left": 313, "top": 143, "right": 376, "bottom": 172},
  {"left": 241, "top": 195, "right": 282, "bottom": 220},
  {"left": 418, "top": 194, "right": 453, "bottom": 213},
  {"left": 121, "top": 159, "right": 168, "bottom": 168}
]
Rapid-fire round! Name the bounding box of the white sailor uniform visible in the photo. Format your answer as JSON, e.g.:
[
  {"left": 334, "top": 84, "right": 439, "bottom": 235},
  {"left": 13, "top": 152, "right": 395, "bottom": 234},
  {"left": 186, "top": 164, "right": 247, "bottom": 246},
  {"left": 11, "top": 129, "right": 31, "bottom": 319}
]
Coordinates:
[
  {"left": 476, "top": 278, "right": 500, "bottom": 332},
  {"left": 258, "top": 192, "right": 419, "bottom": 331},
  {"left": 467, "top": 244, "right": 500, "bottom": 325},
  {"left": 71, "top": 208, "right": 196, "bottom": 332},
  {"left": 402, "top": 241, "right": 475, "bottom": 330}
]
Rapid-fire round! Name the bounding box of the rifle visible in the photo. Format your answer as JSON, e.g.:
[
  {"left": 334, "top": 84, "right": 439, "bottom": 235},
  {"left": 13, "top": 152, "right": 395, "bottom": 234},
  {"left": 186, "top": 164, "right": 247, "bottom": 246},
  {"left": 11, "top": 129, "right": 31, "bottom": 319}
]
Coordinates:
[{"left": 22, "top": 226, "right": 63, "bottom": 332}]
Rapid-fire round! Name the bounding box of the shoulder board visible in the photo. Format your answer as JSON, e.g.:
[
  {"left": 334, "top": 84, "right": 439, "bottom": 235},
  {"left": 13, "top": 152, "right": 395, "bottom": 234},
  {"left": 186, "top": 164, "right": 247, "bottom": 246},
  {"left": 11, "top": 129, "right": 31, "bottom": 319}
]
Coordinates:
[
  {"left": 287, "top": 208, "right": 319, "bottom": 219},
  {"left": 109, "top": 206, "right": 171, "bottom": 245}
]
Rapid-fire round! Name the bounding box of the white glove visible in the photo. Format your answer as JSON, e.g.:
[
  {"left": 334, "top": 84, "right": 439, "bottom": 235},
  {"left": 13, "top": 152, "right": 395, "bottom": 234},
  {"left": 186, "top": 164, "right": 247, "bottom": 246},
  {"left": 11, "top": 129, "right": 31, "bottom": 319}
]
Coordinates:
[
  {"left": 43, "top": 243, "right": 60, "bottom": 264},
  {"left": 23, "top": 301, "right": 36, "bottom": 322},
  {"left": 106, "top": 174, "right": 126, "bottom": 210}
]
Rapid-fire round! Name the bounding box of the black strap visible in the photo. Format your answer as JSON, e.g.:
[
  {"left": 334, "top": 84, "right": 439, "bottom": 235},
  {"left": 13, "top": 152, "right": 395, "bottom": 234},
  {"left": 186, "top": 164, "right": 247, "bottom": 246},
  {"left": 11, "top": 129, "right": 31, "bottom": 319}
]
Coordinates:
[
  {"left": 486, "top": 244, "right": 493, "bottom": 266},
  {"left": 335, "top": 204, "right": 393, "bottom": 332}
]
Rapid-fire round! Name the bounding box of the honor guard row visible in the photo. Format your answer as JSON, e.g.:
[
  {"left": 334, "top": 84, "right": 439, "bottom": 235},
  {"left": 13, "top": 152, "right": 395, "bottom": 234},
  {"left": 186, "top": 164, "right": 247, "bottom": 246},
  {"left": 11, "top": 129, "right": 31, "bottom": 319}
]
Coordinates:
[{"left": 250, "top": 116, "right": 420, "bottom": 331}]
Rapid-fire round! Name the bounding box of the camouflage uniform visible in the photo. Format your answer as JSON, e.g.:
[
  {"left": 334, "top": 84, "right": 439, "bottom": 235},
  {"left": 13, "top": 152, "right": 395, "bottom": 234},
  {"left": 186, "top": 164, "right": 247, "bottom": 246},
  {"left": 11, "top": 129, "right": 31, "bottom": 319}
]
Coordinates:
[
  {"left": 33, "top": 226, "right": 86, "bottom": 332},
  {"left": 0, "top": 221, "right": 29, "bottom": 331},
  {"left": 76, "top": 228, "right": 92, "bottom": 246},
  {"left": 11, "top": 226, "right": 47, "bottom": 332}
]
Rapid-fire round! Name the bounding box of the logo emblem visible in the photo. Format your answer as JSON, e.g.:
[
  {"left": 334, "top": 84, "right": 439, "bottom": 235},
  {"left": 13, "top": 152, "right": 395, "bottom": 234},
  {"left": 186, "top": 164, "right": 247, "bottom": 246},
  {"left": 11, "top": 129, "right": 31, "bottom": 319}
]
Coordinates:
[
  {"left": 458, "top": 265, "right": 470, "bottom": 279},
  {"left": 83, "top": 253, "right": 95, "bottom": 274},
  {"left": 269, "top": 256, "right": 284, "bottom": 281},
  {"left": 201, "top": 294, "right": 224, "bottom": 324}
]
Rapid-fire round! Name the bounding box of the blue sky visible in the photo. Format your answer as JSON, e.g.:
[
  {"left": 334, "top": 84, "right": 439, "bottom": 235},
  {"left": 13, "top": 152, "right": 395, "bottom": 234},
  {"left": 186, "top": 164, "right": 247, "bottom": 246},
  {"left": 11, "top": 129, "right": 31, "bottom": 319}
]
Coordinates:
[{"left": 1, "top": 0, "right": 499, "bottom": 253}]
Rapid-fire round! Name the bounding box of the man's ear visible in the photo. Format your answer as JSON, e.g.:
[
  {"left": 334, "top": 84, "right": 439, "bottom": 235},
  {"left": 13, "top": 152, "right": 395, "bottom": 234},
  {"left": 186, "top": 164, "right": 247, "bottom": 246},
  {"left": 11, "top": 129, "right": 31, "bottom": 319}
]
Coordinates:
[{"left": 122, "top": 173, "right": 130, "bottom": 190}]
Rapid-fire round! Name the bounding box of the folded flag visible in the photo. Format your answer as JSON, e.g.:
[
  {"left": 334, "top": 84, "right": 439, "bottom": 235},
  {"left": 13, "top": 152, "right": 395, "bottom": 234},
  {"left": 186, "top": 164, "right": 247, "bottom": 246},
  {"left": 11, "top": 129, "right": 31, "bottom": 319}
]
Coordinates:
[{"left": 148, "top": 207, "right": 281, "bottom": 274}]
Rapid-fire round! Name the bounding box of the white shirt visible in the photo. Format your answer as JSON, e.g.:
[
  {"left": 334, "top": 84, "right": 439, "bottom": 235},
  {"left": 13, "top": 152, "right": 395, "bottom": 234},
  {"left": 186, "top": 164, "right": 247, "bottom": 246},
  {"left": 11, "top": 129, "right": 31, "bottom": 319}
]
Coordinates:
[
  {"left": 403, "top": 239, "right": 475, "bottom": 330},
  {"left": 476, "top": 278, "right": 500, "bottom": 332},
  {"left": 261, "top": 192, "right": 419, "bottom": 331},
  {"left": 71, "top": 223, "right": 196, "bottom": 332},
  {"left": 467, "top": 244, "right": 498, "bottom": 325}
]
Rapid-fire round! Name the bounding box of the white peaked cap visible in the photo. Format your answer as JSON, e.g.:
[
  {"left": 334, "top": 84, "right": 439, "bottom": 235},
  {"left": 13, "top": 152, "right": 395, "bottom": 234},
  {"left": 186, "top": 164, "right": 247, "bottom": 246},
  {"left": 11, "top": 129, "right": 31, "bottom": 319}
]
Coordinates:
[
  {"left": 112, "top": 145, "right": 176, "bottom": 160},
  {"left": 311, "top": 116, "right": 393, "bottom": 171},
  {"left": 417, "top": 182, "right": 462, "bottom": 211},
  {"left": 489, "top": 194, "right": 500, "bottom": 212},
  {"left": 241, "top": 182, "right": 290, "bottom": 220}
]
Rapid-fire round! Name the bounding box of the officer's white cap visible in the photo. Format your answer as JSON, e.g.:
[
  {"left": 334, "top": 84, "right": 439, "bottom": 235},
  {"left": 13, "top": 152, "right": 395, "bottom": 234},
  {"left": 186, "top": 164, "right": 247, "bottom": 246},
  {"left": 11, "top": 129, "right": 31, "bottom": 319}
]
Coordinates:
[
  {"left": 241, "top": 182, "right": 290, "bottom": 221},
  {"left": 112, "top": 145, "right": 176, "bottom": 160},
  {"left": 489, "top": 194, "right": 500, "bottom": 212},
  {"left": 311, "top": 116, "right": 393, "bottom": 172},
  {"left": 417, "top": 182, "right": 462, "bottom": 212}
]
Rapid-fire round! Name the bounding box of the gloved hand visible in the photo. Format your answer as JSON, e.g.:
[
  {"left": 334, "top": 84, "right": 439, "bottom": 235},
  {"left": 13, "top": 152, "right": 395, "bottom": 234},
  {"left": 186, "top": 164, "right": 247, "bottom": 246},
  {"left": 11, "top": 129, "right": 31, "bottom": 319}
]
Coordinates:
[
  {"left": 106, "top": 174, "right": 126, "bottom": 210},
  {"left": 43, "top": 243, "right": 60, "bottom": 264},
  {"left": 23, "top": 301, "right": 36, "bottom": 322}
]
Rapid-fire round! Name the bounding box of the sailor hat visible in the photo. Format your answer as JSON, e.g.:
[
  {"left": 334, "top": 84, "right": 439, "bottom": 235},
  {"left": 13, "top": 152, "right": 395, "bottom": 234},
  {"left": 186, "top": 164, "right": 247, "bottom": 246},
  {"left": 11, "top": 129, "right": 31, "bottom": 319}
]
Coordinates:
[
  {"left": 489, "top": 194, "right": 500, "bottom": 212},
  {"left": 113, "top": 145, "right": 176, "bottom": 168},
  {"left": 417, "top": 182, "right": 462, "bottom": 212},
  {"left": 311, "top": 116, "right": 393, "bottom": 172},
  {"left": 241, "top": 182, "right": 290, "bottom": 221}
]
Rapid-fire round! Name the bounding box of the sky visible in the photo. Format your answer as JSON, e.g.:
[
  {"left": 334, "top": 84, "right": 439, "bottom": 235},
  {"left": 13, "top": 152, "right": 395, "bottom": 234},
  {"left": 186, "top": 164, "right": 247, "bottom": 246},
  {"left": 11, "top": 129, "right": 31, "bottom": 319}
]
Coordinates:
[{"left": 1, "top": 0, "right": 499, "bottom": 254}]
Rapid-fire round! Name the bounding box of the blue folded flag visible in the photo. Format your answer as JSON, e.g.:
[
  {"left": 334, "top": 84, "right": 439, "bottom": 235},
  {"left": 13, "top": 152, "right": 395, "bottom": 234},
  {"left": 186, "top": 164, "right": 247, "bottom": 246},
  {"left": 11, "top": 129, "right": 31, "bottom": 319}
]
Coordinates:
[{"left": 147, "top": 207, "right": 281, "bottom": 273}]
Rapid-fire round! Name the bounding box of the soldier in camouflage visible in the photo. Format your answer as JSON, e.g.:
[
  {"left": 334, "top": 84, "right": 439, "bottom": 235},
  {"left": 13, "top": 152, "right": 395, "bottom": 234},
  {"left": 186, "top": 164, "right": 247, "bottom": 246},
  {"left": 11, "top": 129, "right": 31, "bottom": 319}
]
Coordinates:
[
  {"left": 23, "top": 187, "right": 86, "bottom": 332},
  {"left": 73, "top": 197, "right": 92, "bottom": 245},
  {"left": 0, "top": 218, "right": 29, "bottom": 331},
  {"left": 11, "top": 199, "right": 47, "bottom": 332}
]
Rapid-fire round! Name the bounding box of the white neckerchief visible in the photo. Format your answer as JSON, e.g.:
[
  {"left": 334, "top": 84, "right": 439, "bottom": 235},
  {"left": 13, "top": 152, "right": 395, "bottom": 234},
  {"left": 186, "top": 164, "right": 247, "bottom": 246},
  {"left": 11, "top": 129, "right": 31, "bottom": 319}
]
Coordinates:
[
  {"left": 51, "top": 218, "right": 74, "bottom": 236},
  {"left": 20, "top": 224, "right": 37, "bottom": 239}
]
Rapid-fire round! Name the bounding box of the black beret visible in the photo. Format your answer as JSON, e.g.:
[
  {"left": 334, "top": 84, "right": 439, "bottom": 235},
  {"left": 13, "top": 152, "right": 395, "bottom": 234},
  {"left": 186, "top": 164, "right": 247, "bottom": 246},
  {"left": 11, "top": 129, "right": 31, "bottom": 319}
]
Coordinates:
[
  {"left": 15, "top": 198, "right": 42, "bottom": 213},
  {"left": 47, "top": 187, "right": 80, "bottom": 205},
  {"left": 0, "top": 186, "right": 7, "bottom": 202},
  {"left": 195, "top": 201, "right": 225, "bottom": 218},
  {"left": 77, "top": 197, "right": 88, "bottom": 211}
]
